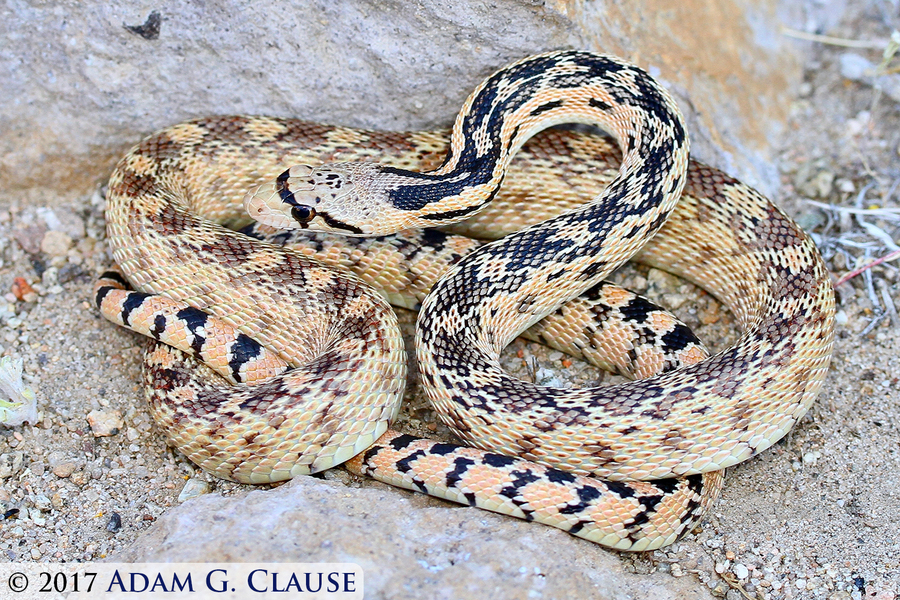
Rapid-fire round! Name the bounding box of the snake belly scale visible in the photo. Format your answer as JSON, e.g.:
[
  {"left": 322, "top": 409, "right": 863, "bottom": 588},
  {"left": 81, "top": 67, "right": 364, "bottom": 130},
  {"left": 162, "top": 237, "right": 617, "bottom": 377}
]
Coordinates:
[{"left": 97, "top": 50, "right": 835, "bottom": 551}]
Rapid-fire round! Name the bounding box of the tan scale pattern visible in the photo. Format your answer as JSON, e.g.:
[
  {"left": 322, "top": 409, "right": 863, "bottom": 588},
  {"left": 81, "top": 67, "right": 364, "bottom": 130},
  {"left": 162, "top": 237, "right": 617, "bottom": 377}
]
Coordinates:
[{"left": 99, "top": 51, "right": 834, "bottom": 551}]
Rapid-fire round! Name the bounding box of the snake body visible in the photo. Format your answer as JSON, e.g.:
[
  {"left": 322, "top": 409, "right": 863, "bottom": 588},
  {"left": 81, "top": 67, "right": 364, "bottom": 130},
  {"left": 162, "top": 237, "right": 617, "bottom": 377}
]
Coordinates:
[{"left": 97, "top": 51, "right": 835, "bottom": 551}]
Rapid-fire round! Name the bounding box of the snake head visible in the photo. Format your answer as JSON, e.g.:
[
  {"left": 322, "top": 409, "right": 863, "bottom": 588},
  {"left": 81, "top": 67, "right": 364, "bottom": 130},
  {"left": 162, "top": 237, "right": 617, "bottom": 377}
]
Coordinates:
[{"left": 244, "top": 162, "right": 412, "bottom": 236}]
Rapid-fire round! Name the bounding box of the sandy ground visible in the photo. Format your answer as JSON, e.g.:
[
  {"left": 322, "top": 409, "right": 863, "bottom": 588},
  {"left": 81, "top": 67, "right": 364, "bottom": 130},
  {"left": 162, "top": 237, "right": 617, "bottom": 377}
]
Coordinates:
[{"left": 1, "top": 5, "right": 899, "bottom": 600}]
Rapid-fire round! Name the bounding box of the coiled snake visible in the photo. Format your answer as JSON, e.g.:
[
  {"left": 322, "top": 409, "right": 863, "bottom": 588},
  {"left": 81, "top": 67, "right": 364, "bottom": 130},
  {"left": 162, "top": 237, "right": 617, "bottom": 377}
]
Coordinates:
[{"left": 96, "top": 51, "right": 835, "bottom": 551}]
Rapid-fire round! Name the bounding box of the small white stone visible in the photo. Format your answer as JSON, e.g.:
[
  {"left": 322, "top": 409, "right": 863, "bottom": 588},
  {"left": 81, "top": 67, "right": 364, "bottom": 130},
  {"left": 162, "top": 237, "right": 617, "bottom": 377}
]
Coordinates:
[
  {"left": 40, "top": 230, "right": 73, "bottom": 257},
  {"left": 837, "top": 179, "right": 855, "bottom": 193},
  {"left": 178, "top": 478, "right": 210, "bottom": 502},
  {"left": 87, "top": 409, "right": 123, "bottom": 437},
  {"left": 733, "top": 563, "right": 749, "bottom": 580}
]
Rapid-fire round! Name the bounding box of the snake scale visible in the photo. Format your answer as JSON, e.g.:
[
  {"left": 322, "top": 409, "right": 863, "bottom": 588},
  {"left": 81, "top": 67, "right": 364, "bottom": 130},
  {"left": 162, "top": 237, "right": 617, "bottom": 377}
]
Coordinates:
[{"left": 96, "top": 51, "right": 835, "bottom": 551}]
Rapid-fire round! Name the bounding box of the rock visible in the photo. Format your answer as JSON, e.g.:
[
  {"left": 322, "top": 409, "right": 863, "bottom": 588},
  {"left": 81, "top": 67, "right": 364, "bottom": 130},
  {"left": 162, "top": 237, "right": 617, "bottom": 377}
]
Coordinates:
[
  {"left": 0, "top": 1, "right": 846, "bottom": 200},
  {"left": 32, "top": 494, "right": 51, "bottom": 511},
  {"left": 86, "top": 409, "right": 123, "bottom": 437},
  {"left": 12, "top": 225, "right": 46, "bottom": 255},
  {"left": 52, "top": 461, "right": 77, "bottom": 478},
  {"left": 40, "top": 230, "right": 73, "bottom": 257},
  {"left": 113, "top": 475, "right": 716, "bottom": 599},
  {"left": 840, "top": 52, "right": 900, "bottom": 104},
  {"left": 37, "top": 206, "right": 86, "bottom": 240},
  {"left": 177, "top": 478, "right": 209, "bottom": 502},
  {"left": 106, "top": 512, "right": 122, "bottom": 533},
  {"left": 0, "top": 452, "right": 24, "bottom": 479},
  {"left": 10, "top": 278, "right": 37, "bottom": 303},
  {"left": 799, "top": 169, "right": 835, "bottom": 199}
]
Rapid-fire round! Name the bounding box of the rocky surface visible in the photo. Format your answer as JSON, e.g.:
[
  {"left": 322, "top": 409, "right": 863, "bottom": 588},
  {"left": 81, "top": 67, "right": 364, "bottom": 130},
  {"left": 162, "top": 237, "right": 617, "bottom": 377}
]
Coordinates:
[
  {"left": 3, "top": 1, "right": 838, "bottom": 197},
  {"left": 113, "top": 474, "right": 717, "bottom": 600}
]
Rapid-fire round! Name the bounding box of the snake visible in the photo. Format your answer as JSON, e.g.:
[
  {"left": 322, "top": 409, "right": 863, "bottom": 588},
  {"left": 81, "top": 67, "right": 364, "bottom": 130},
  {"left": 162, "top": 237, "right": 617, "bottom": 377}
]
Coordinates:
[{"left": 95, "top": 50, "right": 835, "bottom": 552}]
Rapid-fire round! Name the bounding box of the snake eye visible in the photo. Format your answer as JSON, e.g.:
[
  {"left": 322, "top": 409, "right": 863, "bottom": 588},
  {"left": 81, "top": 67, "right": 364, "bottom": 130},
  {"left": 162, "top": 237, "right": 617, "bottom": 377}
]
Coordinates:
[{"left": 291, "top": 205, "right": 316, "bottom": 224}]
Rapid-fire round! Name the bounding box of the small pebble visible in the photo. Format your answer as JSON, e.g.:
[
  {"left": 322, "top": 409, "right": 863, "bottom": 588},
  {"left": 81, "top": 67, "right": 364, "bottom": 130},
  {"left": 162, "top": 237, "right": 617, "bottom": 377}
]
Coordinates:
[
  {"left": 11, "top": 277, "right": 37, "bottom": 303},
  {"left": 87, "top": 409, "right": 124, "bottom": 437},
  {"left": 178, "top": 478, "right": 210, "bottom": 502},
  {"left": 52, "top": 461, "right": 77, "bottom": 478},
  {"left": 733, "top": 563, "right": 749, "bottom": 580},
  {"left": 837, "top": 178, "right": 855, "bottom": 193},
  {"left": 33, "top": 494, "right": 51, "bottom": 511},
  {"left": 106, "top": 512, "right": 122, "bottom": 533},
  {"left": 0, "top": 452, "right": 24, "bottom": 478},
  {"left": 40, "top": 230, "right": 73, "bottom": 257}
]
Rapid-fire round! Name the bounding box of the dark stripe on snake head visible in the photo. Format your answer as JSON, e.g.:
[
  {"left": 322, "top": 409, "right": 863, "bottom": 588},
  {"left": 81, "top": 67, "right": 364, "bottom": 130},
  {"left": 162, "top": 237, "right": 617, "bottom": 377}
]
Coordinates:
[
  {"left": 278, "top": 186, "right": 298, "bottom": 207},
  {"left": 228, "top": 333, "right": 264, "bottom": 383},
  {"left": 318, "top": 211, "right": 364, "bottom": 235},
  {"left": 175, "top": 307, "right": 209, "bottom": 356},
  {"left": 121, "top": 291, "right": 152, "bottom": 327}
]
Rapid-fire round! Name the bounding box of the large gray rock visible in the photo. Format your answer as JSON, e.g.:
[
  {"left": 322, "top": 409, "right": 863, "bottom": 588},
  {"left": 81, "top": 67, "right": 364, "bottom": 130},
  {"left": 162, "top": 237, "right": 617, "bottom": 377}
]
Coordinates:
[
  {"left": 113, "top": 473, "right": 715, "bottom": 600},
  {"left": 1, "top": 1, "right": 841, "bottom": 198}
]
